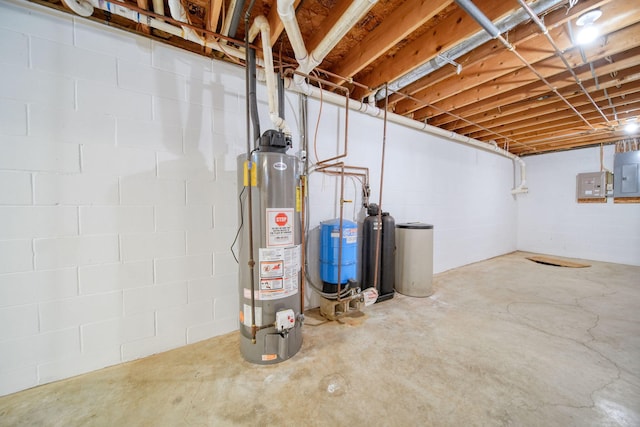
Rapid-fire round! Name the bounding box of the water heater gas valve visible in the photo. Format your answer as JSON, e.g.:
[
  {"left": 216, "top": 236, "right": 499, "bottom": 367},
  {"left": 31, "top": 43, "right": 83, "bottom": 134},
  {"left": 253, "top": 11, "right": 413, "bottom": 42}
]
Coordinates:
[{"left": 275, "top": 309, "right": 296, "bottom": 332}]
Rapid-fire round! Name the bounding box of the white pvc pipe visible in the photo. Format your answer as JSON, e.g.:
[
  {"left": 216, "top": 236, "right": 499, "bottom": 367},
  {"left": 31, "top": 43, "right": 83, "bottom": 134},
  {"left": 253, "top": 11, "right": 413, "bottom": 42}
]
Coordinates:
[
  {"left": 60, "top": 0, "right": 93, "bottom": 17},
  {"left": 248, "top": 16, "right": 291, "bottom": 136},
  {"left": 60, "top": 0, "right": 527, "bottom": 194},
  {"left": 276, "top": 0, "right": 526, "bottom": 194},
  {"left": 278, "top": 0, "right": 377, "bottom": 85},
  {"left": 151, "top": 0, "right": 164, "bottom": 16},
  {"left": 277, "top": 0, "right": 308, "bottom": 64},
  {"left": 283, "top": 77, "right": 527, "bottom": 194},
  {"left": 308, "top": 0, "right": 377, "bottom": 72}
]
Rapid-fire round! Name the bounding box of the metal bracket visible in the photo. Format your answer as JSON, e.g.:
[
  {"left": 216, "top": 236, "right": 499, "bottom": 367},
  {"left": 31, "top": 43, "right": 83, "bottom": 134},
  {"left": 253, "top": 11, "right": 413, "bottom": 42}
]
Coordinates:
[{"left": 437, "top": 55, "right": 462, "bottom": 75}]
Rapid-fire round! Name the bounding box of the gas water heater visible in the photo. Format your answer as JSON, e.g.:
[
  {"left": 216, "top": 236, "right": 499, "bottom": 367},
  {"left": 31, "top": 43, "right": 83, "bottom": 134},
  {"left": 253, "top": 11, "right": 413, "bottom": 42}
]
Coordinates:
[{"left": 237, "top": 131, "right": 303, "bottom": 364}]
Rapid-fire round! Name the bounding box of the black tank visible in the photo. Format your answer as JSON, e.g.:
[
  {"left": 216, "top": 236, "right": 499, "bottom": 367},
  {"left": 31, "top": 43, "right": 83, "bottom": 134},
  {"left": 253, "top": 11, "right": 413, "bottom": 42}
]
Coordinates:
[{"left": 361, "top": 204, "right": 395, "bottom": 302}]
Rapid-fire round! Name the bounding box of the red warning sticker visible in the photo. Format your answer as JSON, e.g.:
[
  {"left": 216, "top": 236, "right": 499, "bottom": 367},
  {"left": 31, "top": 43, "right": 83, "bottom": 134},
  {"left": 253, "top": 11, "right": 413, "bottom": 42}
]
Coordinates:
[{"left": 266, "top": 208, "right": 294, "bottom": 247}]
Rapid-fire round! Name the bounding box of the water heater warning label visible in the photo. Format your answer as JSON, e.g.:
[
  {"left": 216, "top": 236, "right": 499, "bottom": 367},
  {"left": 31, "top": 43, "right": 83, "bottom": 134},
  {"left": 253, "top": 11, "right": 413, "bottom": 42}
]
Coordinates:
[
  {"left": 251, "top": 246, "right": 300, "bottom": 300},
  {"left": 260, "top": 260, "right": 283, "bottom": 278},
  {"left": 266, "top": 208, "right": 294, "bottom": 247}
]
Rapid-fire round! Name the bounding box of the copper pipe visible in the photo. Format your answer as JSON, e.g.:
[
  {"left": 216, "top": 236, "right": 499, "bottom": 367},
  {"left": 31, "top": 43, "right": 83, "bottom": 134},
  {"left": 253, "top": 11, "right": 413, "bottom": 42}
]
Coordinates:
[
  {"left": 299, "top": 174, "right": 306, "bottom": 314},
  {"left": 244, "top": 0, "right": 258, "bottom": 344},
  {"left": 284, "top": 69, "right": 351, "bottom": 166},
  {"left": 372, "top": 84, "right": 389, "bottom": 292},
  {"left": 337, "top": 162, "right": 346, "bottom": 302}
]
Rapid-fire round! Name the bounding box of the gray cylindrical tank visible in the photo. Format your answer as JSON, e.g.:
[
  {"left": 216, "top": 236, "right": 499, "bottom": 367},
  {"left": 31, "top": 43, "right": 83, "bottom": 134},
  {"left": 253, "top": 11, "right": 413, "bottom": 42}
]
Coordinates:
[
  {"left": 237, "top": 150, "right": 302, "bottom": 364},
  {"left": 394, "top": 223, "right": 434, "bottom": 297},
  {"left": 361, "top": 204, "right": 395, "bottom": 302}
]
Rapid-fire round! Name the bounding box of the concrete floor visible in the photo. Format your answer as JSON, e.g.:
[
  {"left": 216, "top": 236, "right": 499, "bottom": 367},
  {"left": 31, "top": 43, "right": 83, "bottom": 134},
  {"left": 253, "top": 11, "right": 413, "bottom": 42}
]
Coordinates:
[{"left": 1, "top": 251, "right": 639, "bottom": 426}]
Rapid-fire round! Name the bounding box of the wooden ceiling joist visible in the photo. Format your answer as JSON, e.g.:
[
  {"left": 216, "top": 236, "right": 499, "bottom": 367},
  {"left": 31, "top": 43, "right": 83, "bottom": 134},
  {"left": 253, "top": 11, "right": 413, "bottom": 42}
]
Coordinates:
[
  {"left": 329, "top": 0, "right": 452, "bottom": 87},
  {"left": 208, "top": 0, "right": 224, "bottom": 35},
  {"left": 350, "top": 0, "right": 516, "bottom": 100},
  {"left": 416, "top": 22, "right": 640, "bottom": 126},
  {"left": 32, "top": 0, "right": 640, "bottom": 156}
]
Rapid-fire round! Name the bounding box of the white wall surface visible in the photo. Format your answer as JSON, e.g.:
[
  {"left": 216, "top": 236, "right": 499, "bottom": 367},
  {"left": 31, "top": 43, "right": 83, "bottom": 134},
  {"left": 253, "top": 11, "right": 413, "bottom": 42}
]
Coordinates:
[
  {"left": 517, "top": 145, "right": 640, "bottom": 266},
  {"left": 303, "top": 100, "right": 518, "bottom": 278},
  {"left": 0, "top": 0, "right": 518, "bottom": 396}
]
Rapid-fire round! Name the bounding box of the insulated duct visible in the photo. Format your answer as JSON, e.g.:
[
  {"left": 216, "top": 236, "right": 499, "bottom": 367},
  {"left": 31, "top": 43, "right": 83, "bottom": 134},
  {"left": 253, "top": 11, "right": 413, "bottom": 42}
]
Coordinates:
[
  {"left": 377, "top": 0, "right": 565, "bottom": 100},
  {"left": 455, "top": 0, "right": 500, "bottom": 37}
]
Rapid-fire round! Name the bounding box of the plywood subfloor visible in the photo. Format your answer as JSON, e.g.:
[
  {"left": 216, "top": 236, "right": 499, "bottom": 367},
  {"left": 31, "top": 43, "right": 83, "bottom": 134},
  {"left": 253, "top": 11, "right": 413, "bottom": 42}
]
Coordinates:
[{"left": 526, "top": 255, "right": 591, "bottom": 268}]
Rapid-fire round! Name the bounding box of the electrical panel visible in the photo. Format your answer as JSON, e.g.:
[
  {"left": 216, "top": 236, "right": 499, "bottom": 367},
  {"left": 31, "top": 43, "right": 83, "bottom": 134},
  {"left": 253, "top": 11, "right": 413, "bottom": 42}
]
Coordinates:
[
  {"left": 576, "top": 171, "right": 612, "bottom": 203},
  {"left": 614, "top": 151, "right": 640, "bottom": 199}
]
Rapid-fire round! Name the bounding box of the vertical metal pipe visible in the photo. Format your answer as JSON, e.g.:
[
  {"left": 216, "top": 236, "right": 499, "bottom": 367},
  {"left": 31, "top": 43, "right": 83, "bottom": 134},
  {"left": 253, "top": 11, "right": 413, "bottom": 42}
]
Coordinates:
[
  {"left": 299, "top": 174, "right": 306, "bottom": 312},
  {"left": 229, "top": 0, "right": 247, "bottom": 38},
  {"left": 244, "top": 0, "right": 258, "bottom": 344},
  {"left": 372, "top": 84, "right": 389, "bottom": 292},
  {"left": 299, "top": 95, "right": 308, "bottom": 312},
  {"left": 278, "top": 72, "right": 285, "bottom": 120},
  {"left": 248, "top": 48, "right": 261, "bottom": 143},
  {"left": 337, "top": 162, "right": 346, "bottom": 302}
]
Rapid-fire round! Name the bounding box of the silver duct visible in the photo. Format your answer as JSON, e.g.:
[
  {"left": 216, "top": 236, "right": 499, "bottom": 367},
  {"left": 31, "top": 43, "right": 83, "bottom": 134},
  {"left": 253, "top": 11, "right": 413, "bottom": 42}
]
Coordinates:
[{"left": 375, "top": 0, "right": 565, "bottom": 100}]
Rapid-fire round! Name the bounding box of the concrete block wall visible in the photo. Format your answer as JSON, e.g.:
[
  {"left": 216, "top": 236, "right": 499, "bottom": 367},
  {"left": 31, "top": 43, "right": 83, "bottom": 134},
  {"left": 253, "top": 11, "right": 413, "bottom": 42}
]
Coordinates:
[
  {"left": 0, "top": 0, "right": 245, "bottom": 396},
  {"left": 517, "top": 145, "right": 640, "bottom": 266},
  {"left": 1, "top": 0, "right": 520, "bottom": 396}
]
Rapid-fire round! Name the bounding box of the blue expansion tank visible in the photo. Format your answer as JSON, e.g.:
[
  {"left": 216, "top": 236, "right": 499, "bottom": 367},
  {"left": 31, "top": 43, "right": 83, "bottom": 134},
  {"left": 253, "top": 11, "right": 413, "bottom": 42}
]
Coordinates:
[{"left": 320, "top": 218, "right": 358, "bottom": 285}]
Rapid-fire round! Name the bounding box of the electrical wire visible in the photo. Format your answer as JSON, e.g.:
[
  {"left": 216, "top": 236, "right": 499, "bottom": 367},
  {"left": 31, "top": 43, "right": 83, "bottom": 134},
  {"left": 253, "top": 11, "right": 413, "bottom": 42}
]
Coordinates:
[
  {"left": 230, "top": 186, "right": 246, "bottom": 264},
  {"left": 311, "top": 70, "right": 324, "bottom": 165}
]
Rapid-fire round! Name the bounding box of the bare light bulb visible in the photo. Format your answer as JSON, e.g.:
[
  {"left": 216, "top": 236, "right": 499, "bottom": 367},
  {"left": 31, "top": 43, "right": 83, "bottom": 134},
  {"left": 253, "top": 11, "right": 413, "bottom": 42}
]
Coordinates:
[
  {"left": 575, "top": 9, "right": 602, "bottom": 46},
  {"left": 625, "top": 121, "right": 639, "bottom": 134},
  {"left": 576, "top": 25, "right": 599, "bottom": 45}
]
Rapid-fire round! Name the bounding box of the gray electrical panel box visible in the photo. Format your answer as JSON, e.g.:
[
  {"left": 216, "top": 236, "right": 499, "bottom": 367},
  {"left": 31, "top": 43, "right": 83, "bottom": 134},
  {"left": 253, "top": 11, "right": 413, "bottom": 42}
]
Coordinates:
[
  {"left": 614, "top": 151, "right": 640, "bottom": 198},
  {"left": 576, "top": 171, "right": 612, "bottom": 202}
]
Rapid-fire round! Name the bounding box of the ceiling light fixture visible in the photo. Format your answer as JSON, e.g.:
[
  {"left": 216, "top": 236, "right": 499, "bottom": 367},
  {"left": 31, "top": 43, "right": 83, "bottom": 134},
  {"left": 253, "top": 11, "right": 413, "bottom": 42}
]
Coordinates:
[
  {"left": 624, "top": 118, "right": 639, "bottom": 134},
  {"left": 575, "top": 9, "right": 602, "bottom": 45}
]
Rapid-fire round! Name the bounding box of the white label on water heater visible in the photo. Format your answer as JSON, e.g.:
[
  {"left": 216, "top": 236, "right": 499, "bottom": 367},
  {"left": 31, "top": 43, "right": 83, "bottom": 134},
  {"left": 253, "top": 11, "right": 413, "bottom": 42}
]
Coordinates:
[
  {"left": 253, "top": 246, "right": 300, "bottom": 300},
  {"left": 243, "top": 304, "right": 262, "bottom": 327},
  {"left": 266, "top": 208, "right": 294, "bottom": 247}
]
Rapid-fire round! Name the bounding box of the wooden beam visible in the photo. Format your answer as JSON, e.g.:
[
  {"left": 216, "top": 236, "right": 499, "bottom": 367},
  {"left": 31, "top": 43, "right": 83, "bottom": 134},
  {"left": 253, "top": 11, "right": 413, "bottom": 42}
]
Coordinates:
[
  {"left": 468, "top": 94, "right": 640, "bottom": 139},
  {"left": 393, "top": 27, "right": 569, "bottom": 116},
  {"left": 413, "top": 23, "right": 640, "bottom": 125},
  {"left": 266, "top": 0, "right": 301, "bottom": 46},
  {"left": 449, "top": 52, "right": 640, "bottom": 132},
  {"left": 350, "top": 0, "right": 517, "bottom": 100},
  {"left": 329, "top": 0, "right": 452, "bottom": 86},
  {"left": 386, "top": 0, "right": 613, "bottom": 107},
  {"left": 208, "top": 0, "right": 224, "bottom": 35},
  {"left": 477, "top": 106, "right": 640, "bottom": 141},
  {"left": 453, "top": 53, "right": 640, "bottom": 134},
  {"left": 306, "top": 0, "right": 354, "bottom": 54},
  {"left": 469, "top": 94, "right": 640, "bottom": 139},
  {"left": 136, "top": 0, "right": 151, "bottom": 34}
]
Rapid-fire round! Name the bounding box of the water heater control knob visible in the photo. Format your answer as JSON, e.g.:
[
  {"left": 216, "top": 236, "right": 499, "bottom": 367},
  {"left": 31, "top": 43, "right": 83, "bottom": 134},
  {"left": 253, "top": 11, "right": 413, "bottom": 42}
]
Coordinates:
[{"left": 275, "top": 309, "right": 296, "bottom": 332}]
